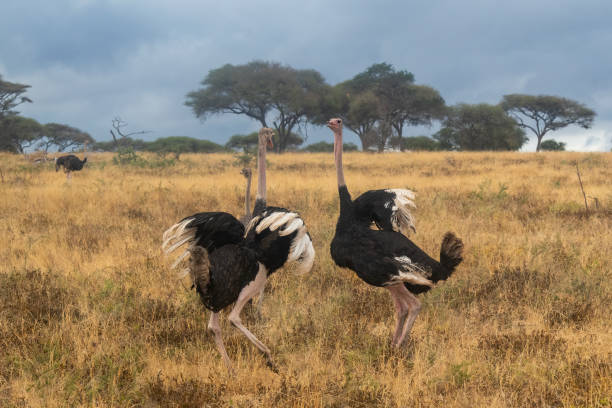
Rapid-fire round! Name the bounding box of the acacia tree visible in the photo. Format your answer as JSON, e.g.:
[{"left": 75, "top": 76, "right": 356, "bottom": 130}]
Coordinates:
[
  {"left": 0, "top": 115, "right": 43, "bottom": 153},
  {"left": 388, "top": 84, "right": 446, "bottom": 147},
  {"left": 226, "top": 132, "right": 259, "bottom": 153},
  {"left": 326, "top": 88, "right": 379, "bottom": 150},
  {"left": 328, "top": 63, "right": 445, "bottom": 151},
  {"left": 434, "top": 104, "right": 527, "bottom": 151},
  {"left": 186, "top": 61, "right": 329, "bottom": 152},
  {"left": 39, "top": 123, "right": 94, "bottom": 152},
  {"left": 540, "top": 139, "right": 566, "bottom": 151},
  {"left": 501, "top": 94, "right": 595, "bottom": 152},
  {"left": 0, "top": 75, "right": 32, "bottom": 119},
  {"left": 146, "top": 136, "right": 224, "bottom": 159}
]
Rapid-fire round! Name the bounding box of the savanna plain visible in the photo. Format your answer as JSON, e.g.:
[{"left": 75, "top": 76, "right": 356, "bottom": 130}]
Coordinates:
[{"left": 0, "top": 151, "right": 610, "bottom": 408}]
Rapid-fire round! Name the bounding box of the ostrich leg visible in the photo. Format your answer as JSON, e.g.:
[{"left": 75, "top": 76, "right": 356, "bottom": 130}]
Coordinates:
[
  {"left": 208, "top": 312, "right": 234, "bottom": 374},
  {"left": 227, "top": 265, "right": 276, "bottom": 370},
  {"left": 398, "top": 289, "right": 422, "bottom": 345},
  {"left": 387, "top": 285, "right": 410, "bottom": 347},
  {"left": 256, "top": 288, "right": 265, "bottom": 310},
  {"left": 387, "top": 284, "right": 422, "bottom": 347}
]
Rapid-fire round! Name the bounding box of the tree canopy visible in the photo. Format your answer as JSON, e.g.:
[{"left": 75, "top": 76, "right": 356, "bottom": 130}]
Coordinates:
[
  {"left": 225, "top": 132, "right": 259, "bottom": 153},
  {"left": 39, "top": 123, "right": 94, "bottom": 152},
  {"left": 0, "top": 75, "right": 32, "bottom": 119},
  {"left": 326, "top": 63, "right": 445, "bottom": 151},
  {"left": 146, "top": 136, "right": 225, "bottom": 158},
  {"left": 391, "top": 135, "right": 440, "bottom": 151},
  {"left": 501, "top": 94, "right": 595, "bottom": 152},
  {"left": 186, "top": 61, "right": 328, "bottom": 152},
  {"left": 539, "top": 139, "right": 566, "bottom": 151},
  {"left": 434, "top": 104, "right": 527, "bottom": 151},
  {"left": 93, "top": 136, "right": 224, "bottom": 157},
  {"left": 0, "top": 115, "right": 43, "bottom": 153},
  {"left": 302, "top": 141, "right": 359, "bottom": 152}
]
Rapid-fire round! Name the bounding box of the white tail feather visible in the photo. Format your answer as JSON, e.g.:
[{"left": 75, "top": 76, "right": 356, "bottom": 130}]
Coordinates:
[
  {"left": 244, "top": 215, "right": 261, "bottom": 237},
  {"left": 386, "top": 189, "right": 417, "bottom": 235},
  {"left": 387, "top": 188, "right": 416, "bottom": 206},
  {"left": 162, "top": 218, "right": 199, "bottom": 271},
  {"left": 250, "top": 209, "right": 315, "bottom": 275},
  {"left": 164, "top": 233, "right": 195, "bottom": 255},
  {"left": 294, "top": 237, "right": 315, "bottom": 275},
  {"left": 269, "top": 212, "right": 298, "bottom": 231},
  {"left": 288, "top": 228, "right": 308, "bottom": 261},
  {"left": 170, "top": 248, "right": 191, "bottom": 269},
  {"left": 389, "top": 271, "right": 433, "bottom": 287},
  {"left": 388, "top": 256, "right": 432, "bottom": 286},
  {"left": 279, "top": 218, "right": 303, "bottom": 236},
  {"left": 162, "top": 218, "right": 194, "bottom": 250},
  {"left": 255, "top": 212, "right": 286, "bottom": 233}
]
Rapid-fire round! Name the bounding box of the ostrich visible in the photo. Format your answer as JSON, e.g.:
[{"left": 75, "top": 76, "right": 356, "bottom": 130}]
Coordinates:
[
  {"left": 326, "top": 118, "right": 464, "bottom": 347},
  {"left": 238, "top": 167, "right": 253, "bottom": 226},
  {"left": 161, "top": 128, "right": 315, "bottom": 371},
  {"left": 55, "top": 149, "right": 87, "bottom": 180},
  {"left": 244, "top": 127, "right": 315, "bottom": 304},
  {"left": 162, "top": 212, "right": 268, "bottom": 373}
]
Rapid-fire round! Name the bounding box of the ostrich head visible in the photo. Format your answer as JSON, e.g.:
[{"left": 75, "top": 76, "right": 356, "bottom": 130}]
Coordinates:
[
  {"left": 258, "top": 127, "right": 275, "bottom": 150},
  {"left": 240, "top": 167, "right": 252, "bottom": 178},
  {"left": 327, "top": 118, "right": 343, "bottom": 134}
]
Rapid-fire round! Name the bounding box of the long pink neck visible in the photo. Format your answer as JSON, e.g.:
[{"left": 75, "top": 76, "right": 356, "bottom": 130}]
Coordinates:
[
  {"left": 244, "top": 173, "right": 252, "bottom": 218},
  {"left": 334, "top": 130, "right": 346, "bottom": 187},
  {"left": 256, "top": 138, "right": 267, "bottom": 202}
]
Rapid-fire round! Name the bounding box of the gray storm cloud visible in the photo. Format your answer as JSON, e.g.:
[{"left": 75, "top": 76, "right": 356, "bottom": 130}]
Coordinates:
[{"left": 1, "top": 0, "right": 611, "bottom": 150}]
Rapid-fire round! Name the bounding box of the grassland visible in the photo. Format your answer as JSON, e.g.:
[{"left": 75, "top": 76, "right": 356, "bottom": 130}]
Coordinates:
[{"left": 0, "top": 150, "right": 610, "bottom": 407}]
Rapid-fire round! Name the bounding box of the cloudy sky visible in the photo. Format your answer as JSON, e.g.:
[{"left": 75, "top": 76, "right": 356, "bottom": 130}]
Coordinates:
[{"left": 1, "top": 0, "right": 611, "bottom": 151}]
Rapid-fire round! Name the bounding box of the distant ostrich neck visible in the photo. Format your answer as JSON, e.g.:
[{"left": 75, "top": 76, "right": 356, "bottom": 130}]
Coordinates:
[
  {"left": 244, "top": 170, "right": 252, "bottom": 218},
  {"left": 334, "top": 127, "right": 346, "bottom": 187},
  {"left": 256, "top": 130, "right": 272, "bottom": 202}
]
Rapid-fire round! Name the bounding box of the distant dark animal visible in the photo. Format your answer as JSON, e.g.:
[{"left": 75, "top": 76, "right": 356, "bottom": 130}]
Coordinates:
[
  {"left": 55, "top": 155, "right": 87, "bottom": 179},
  {"left": 327, "top": 118, "right": 464, "bottom": 347},
  {"left": 162, "top": 128, "right": 314, "bottom": 372}
]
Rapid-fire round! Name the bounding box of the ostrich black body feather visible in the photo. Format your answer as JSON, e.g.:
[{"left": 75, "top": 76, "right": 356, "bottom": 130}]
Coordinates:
[
  {"left": 246, "top": 205, "right": 298, "bottom": 275},
  {"left": 163, "top": 212, "right": 258, "bottom": 311},
  {"left": 56, "top": 155, "right": 87, "bottom": 172},
  {"left": 331, "top": 186, "right": 462, "bottom": 292},
  {"left": 193, "top": 244, "right": 259, "bottom": 312},
  {"left": 180, "top": 211, "right": 245, "bottom": 252},
  {"left": 163, "top": 207, "right": 313, "bottom": 309}
]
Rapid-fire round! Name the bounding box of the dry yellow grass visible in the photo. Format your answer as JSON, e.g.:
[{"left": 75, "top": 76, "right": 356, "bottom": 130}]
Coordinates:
[{"left": 0, "top": 150, "right": 610, "bottom": 407}]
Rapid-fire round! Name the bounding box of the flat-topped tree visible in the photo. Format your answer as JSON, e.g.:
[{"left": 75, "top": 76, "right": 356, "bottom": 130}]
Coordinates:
[
  {"left": 0, "top": 75, "right": 32, "bottom": 119},
  {"left": 501, "top": 94, "right": 595, "bottom": 152},
  {"left": 434, "top": 103, "right": 527, "bottom": 151},
  {"left": 40, "top": 123, "right": 94, "bottom": 152},
  {"left": 328, "top": 63, "right": 445, "bottom": 151},
  {"left": 0, "top": 115, "right": 43, "bottom": 153},
  {"left": 186, "top": 61, "right": 328, "bottom": 152}
]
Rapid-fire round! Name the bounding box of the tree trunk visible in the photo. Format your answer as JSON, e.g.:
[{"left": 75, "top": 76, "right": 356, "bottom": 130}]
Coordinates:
[{"left": 358, "top": 134, "right": 368, "bottom": 151}]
